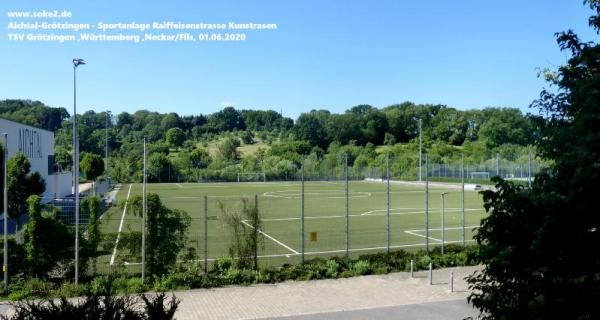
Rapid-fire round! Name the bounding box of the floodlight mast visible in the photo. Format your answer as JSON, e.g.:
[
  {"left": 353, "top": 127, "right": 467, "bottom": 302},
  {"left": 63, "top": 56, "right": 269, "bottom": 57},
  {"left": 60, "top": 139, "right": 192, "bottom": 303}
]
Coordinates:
[
  {"left": 73, "top": 58, "right": 85, "bottom": 284},
  {"left": 3, "top": 133, "right": 8, "bottom": 293}
]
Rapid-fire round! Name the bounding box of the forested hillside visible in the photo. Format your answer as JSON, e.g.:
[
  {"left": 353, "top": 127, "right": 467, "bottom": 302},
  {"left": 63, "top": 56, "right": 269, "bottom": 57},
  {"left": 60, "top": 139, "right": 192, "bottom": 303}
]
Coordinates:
[{"left": 1, "top": 99, "right": 539, "bottom": 182}]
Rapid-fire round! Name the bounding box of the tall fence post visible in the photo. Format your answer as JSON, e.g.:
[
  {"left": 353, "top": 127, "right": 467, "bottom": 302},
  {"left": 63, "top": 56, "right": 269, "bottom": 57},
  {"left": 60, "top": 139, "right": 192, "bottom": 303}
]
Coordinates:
[
  {"left": 450, "top": 271, "right": 454, "bottom": 292},
  {"left": 345, "top": 153, "right": 349, "bottom": 258},
  {"left": 254, "top": 194, "right": 258, "bottom": 270},
  {"left": 386, "top": 155, "right": 390, "bottom": 253},
  {"left": 141, "top": 137, "right": 146, "bottom": 283},
  {"left": 441, "top": 192, "right": 447, "bottom": 255},
  {"left": 204, "top": 195, "right": 208, "bottom": 273},
  {"left": 461, "top": 155, "right": 465, "bottom": 246},
  {"left": 528, "top": 152, "right": 532, "bottom": 188},
  {"left": 496, "top": 153, "right": 500, "bottom": 177},
  {"left": 301, "top": 159, "right": 305, "bottom": 264},
  {"left": 425, "top": 154, "right": 429, "bottom": 253}
]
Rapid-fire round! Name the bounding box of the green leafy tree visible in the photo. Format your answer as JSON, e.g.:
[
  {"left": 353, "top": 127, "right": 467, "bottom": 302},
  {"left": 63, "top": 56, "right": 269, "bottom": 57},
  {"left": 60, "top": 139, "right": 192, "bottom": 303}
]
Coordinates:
[
  {"left": 166, "top": 127, "right": 185, "bottom": 149},
  {"left": 82, "top": 196, "right": 102, "bottom": 275},
  {"left": 219, "top": 197, "right": 263, "bottom": 270},
  {"left": 467, "top": 2, "right": 600, "bottom": 319},
  {"left": 23, "top": 195, "right": 74, "bottom": 278},
  {"left": 217, "top": 137, "right": 241, "bottom": 163},
  {"left": 129, "top": 193, "right": 191, "bottom": 276},
  {"left": 7, "top": 153, "right": 46, "bottom": 229},
  {"left": 80, "top": 152, "right": 105, "bottom": 195},
  {"left": 147, "top": 153, "right": 170, "bottom": 182},
  {"left": 293, "top": 111, "right": 331, "bottom": 149},
  {"left": 241, "top": 130, "right": 254, "bottom": 145}
]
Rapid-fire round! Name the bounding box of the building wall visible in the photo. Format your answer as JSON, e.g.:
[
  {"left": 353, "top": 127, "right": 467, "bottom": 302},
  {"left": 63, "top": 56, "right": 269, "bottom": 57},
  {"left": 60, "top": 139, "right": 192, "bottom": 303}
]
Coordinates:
[{"left": 0, "top": 118, "right": 71, "bottom": 200}]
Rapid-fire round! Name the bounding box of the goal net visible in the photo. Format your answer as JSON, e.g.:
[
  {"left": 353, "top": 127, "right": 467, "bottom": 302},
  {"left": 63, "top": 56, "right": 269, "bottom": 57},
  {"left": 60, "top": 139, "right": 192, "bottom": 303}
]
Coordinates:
[
  {"left": 470, "top": 171, "right": 490, "bottom": 180},
  {"left": 237, "top": 172, "right": 266, "bottom": 183}
]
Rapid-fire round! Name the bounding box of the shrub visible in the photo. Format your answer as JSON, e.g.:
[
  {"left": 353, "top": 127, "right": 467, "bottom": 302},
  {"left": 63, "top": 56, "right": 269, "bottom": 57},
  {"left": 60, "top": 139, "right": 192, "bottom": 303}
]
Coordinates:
[
  {"left": 213, "top": 256, "right": 233, "bottom": 273},
  {"left": 325, "top": 259, "right": 341, "bottom": 278},
  {"left": 7, "top": 278, "right": 53, "bottom": 301},
  {"left": 2, "top": 291, "right": 179, "bottom": 320},
  {"left": 353, "top": 260, "right": 371, "bottom": 276}
]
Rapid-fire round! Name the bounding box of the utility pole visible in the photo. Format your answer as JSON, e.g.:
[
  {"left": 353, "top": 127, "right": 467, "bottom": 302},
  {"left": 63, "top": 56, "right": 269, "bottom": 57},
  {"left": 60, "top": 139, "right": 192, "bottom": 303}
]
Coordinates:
[{"left": 72, "top": 58, "right": 85, "bottom": 284}]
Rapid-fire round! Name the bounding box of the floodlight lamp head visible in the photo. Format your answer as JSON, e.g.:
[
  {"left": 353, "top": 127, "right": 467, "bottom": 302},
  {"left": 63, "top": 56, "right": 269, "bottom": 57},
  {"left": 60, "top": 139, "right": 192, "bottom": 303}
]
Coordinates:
[{"left": 73, "top": 58, "right": 86, "bottom": 67}]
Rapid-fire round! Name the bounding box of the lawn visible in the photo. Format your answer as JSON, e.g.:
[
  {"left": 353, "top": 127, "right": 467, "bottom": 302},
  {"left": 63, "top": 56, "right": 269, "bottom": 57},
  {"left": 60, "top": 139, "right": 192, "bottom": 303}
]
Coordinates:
[{"left": 99, "top": 180, "right": 486, "bottom": 273}]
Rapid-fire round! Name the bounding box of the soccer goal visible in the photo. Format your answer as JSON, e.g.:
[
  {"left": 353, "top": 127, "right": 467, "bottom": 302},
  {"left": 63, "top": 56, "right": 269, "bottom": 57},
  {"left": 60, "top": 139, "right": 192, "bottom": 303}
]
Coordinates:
[
  {"left": 470, "top": 171, "right": 490, "bottom": 180},
  {"left": 237, "top": 172, "right": 266, "bottom": 183}
]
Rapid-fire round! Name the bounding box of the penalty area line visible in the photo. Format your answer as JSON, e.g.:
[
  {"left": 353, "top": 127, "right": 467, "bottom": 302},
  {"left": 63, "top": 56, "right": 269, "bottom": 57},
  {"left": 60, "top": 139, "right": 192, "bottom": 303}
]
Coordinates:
[
  {"left": 240, "top": 220, "right": 299, "bottom": 255},
  {"left": 110, "top": 184, "right": 132, "bottom": 266}
]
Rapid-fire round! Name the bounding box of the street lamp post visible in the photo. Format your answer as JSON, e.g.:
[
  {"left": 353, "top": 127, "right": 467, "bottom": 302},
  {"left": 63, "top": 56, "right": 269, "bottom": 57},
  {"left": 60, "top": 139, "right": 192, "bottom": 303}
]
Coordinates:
[
  {"left": 2, "top": 133, "right": 8, "bottom": 293},
  {"left": 73, "top": 58, "right": 85, "bottom": 284}
]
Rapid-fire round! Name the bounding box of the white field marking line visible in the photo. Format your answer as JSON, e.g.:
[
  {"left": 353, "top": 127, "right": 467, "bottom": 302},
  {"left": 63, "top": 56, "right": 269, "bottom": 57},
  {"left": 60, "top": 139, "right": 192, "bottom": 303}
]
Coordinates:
[
  {"left": 404, "top": 225, "right": 481, "bottom": 243},
  {"left": 240, "top": 220, "right": 300, "bottom": 255},
  {"left": 361, "top": 207, "right": 483, "bottom": 216},
  {"left": 121, "top": 239, "right": 479, "bottom": 265},
  {"left": 110, "top": 184, "right": 132, "bottom": 266},
  {"left": 405, "top": 225, "right": 481, "bottom": 233},
  {"left": 404, "top": 230, "right": 443, "bottom": 242},
  {"left": 258, "top": 208, "right": 485, "bottom": 222},
  {"left": 263, "top": 190, "right": 371, "bottom": 199},
  {"left": 175, "top": 183, "right": 183, "bottom": 188}
]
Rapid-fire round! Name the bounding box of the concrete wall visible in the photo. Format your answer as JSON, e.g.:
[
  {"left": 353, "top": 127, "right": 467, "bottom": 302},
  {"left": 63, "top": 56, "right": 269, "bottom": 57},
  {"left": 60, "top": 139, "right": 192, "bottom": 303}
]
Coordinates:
[{"left": 0, "top": 118, "right": 72, "bottom": 200}]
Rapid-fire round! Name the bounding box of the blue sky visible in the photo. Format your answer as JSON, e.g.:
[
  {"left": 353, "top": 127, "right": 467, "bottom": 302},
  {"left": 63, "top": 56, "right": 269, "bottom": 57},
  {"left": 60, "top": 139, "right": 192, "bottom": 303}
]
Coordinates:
[{"left": 0, "top": 0, "right": 596, "bottom": 119}]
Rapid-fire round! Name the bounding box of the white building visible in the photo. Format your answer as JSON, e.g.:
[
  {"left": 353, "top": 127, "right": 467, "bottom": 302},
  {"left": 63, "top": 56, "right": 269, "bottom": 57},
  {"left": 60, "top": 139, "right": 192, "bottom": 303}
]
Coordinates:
[{"left": 0, "top": 118, "right": 72, "bottom": 200}]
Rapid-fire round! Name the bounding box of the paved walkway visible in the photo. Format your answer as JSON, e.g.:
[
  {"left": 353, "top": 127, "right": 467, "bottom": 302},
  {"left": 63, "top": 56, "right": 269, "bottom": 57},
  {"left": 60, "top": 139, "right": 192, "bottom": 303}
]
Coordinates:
[
  {"left": 0, "top": 266, "right": 480, "bottom": 319},
  {"left": 172, "top": 266, "right": 480, "bottom": 319}
]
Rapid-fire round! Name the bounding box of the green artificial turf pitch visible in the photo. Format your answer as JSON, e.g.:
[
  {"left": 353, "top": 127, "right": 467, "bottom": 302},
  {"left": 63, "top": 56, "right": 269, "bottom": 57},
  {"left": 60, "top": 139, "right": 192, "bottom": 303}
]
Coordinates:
[{"left": 99, "top": 181, "right": 486, "bottom": 271}]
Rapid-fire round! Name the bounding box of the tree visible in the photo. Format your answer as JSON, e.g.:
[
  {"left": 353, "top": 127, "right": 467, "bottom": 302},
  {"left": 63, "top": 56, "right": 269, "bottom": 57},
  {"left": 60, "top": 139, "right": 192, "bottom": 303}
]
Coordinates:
[
  {"left": 80, "top": 152, "right": 105, "bottom": 195},
  {"left": 129, "top": 193, "right": 191, "bottom": 276},
  {"left": 7, "top": 153, "right": 46, "bottom": 229},
  {"left": 467, "top": 2, "right": 600, "bottom": 319},
  {"left": 147, "top": 153, "right": 170, "bottom": 182},
  {"left": 293, "top": 111, "right": 330, "bottom": 149},
  {"left": 166, "top": 127, "right": 185, "bottom": 149},
  {"left": 219, "top": 197, "right": 263, "bottom": 270},
  {"left": 22, "top": 195, "right": 74, "bottom": 278},
  {"left": 82, "top": 196, "right": 102, "bottom": 275},
  {"left": 205, "top": 106, "right": 245, "bottom": 132},
  {"left": 218, "top": 137, "right": 241, "bottom": 163}
]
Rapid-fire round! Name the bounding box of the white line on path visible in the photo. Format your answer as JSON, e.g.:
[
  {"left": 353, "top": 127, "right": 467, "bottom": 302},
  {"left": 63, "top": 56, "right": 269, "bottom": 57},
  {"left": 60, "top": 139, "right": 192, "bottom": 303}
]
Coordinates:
[
  {"left": 240, "top": 220, "right": 300, "bottom": 255},
  {"left": 110, "top": 184, "right": 132, "bottom": 266}
]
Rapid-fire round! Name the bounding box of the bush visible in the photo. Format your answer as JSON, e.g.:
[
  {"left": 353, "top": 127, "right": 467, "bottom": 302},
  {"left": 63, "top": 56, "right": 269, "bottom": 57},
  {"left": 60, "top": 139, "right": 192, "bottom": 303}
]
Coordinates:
[
  {"left": 213, "top": 256, "right": 233, "bottom": 273},
  {"left": 353, "top": 260, "right": 371, "bottom": 276},
  {"left": 7, "top": 278, "right": 53, "bottom": 301},
  {"left": 2, "top": 291, "right": 179, "bottom": 320},
  {"left": 325, "top": 259, "right": 341, "bottom": 278}
]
